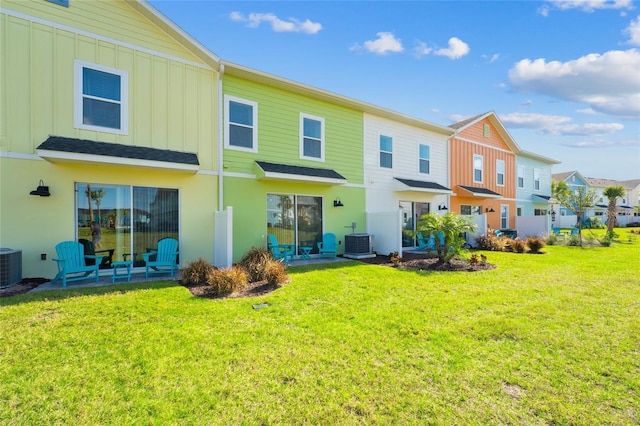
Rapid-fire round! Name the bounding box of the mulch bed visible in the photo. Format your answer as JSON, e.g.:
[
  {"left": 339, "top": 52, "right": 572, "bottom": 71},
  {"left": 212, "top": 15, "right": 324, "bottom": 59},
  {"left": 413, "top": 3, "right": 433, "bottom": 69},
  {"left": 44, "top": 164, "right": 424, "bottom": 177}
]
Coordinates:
[
  {"left": 357, "top": 251, "right": 497, "bottom": 272},
  {"left": 1, "top": 278, "right": 49, "bottom": 298},
  {"left": 182, "top": 280, "right": 283, "bottom": 300}
]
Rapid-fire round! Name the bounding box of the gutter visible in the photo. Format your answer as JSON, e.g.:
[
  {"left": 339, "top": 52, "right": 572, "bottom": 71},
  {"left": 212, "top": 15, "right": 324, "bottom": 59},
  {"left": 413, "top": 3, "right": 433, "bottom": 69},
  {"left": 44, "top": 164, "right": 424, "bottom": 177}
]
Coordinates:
[{"left": 218, "top": 64, "right": 225, "bottom": 210}]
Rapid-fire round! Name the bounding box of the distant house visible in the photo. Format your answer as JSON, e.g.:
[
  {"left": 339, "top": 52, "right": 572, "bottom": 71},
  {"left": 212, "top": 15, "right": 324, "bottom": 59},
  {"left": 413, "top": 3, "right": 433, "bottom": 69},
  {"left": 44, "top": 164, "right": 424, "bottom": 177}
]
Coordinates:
[{"left": 585, "top": 177, "right": 637, "bottom": 226}]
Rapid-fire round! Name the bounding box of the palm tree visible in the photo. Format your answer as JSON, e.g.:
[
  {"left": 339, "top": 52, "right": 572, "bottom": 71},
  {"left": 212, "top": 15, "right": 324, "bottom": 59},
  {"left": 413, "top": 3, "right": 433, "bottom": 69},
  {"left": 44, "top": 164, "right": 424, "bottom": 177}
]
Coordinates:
[
  {"left": 92, "top": 188, "right": 105, "bottom": 226},
  {"left": 557, "top": 186, "right": 598, "bottom": 246},
  {"left": 84, "top": 184, "right": 94, "bottom": 223},
  {"left": 603, "top": 185, "right": 625, "bottom": 234},
  {"left": 416, "top": 212, "right": 477, "bottom": 263}
]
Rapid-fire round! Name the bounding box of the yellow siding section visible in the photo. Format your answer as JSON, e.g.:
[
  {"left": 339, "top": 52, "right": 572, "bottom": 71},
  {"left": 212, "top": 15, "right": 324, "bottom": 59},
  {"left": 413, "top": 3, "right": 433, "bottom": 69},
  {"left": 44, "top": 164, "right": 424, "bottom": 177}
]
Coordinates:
[
  {"left": 0, "top": 12, "right": 219, "bottom": 170},
  {"left": 2, "top": 0, "right": 201, "bottom": 62}
]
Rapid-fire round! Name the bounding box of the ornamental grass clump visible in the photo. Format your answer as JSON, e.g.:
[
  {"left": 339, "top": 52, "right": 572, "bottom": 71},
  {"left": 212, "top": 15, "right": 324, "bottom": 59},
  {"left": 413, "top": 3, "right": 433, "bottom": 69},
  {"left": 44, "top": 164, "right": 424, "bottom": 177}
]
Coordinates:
[
  {"left": 181, "top": 258, "right": 215, "bottom": 286},
  {"left": 507, "top": 238, "right": 527, "bottom": 253},
  {"left": 476, "top": 234, "right": 508, "bottom": 251},
  {"left": 239, "top": 247, "right": 273, "bottom": 283},
  {"left": 526, "top": 237, "right": 546, "bottom": 254},
  {"left": 263, "top": 260, "right": 288, "bottom": 286},
  {"left": 206, "top": 266, "right": 248, "bottom": 295}
]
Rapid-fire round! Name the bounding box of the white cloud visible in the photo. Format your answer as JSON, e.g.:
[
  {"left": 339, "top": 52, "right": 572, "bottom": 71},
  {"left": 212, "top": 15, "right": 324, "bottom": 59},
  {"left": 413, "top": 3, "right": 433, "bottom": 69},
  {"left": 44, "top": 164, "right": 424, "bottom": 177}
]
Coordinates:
[
  {"left": 545, "top": 0, "right": 634, "bottom": 12},
  {"left": 499, "top": 112, "right": 624, "bottom": 136},
  {"left": 560, "top": 138, "right": 639, "bottom": 148},
  {"left": 351, "top": 32, "right": 404, "bottom": 55},
  {"left": 413, "top": 41, "right": 433, "bottom": 58},
  {"left": 434, "top": 37, "right": 470, "bottom": 60},
  {"left": 508, "top": 49, "right": 640, "bottom": 119},
  {"left": 625, "top": 15, "right": 640, "bottom": 45},
  {"left": 229, "top": 12, "right": 322, "bottom": 34}
]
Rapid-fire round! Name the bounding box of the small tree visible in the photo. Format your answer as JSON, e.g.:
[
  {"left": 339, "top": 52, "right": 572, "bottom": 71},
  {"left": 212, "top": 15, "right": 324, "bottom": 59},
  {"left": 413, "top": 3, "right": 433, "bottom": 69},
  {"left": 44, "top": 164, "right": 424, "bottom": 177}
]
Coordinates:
[
  {"left": 556, "top": 186, "right": 598, "bottom": 246},
  {"left": 416, "top": 212, "right": 477, "bottom": 263},
  {"left": 603, "top": 185, "right": 625, "bottom": 235}
]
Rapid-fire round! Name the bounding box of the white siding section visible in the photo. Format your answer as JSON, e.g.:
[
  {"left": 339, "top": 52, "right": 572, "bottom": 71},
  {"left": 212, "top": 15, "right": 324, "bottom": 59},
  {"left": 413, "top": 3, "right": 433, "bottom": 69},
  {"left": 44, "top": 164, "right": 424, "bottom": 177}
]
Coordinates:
[{"left": 364, "top": 113, "right": 450, "bottom": 213}]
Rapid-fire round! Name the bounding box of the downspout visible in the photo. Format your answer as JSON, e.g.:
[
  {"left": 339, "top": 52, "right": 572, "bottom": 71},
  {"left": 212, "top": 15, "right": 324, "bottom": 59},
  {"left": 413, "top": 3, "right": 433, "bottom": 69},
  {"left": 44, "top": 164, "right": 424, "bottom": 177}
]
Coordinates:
[{"left": 218, "top": 64, "right": 225, "bottom": 210}]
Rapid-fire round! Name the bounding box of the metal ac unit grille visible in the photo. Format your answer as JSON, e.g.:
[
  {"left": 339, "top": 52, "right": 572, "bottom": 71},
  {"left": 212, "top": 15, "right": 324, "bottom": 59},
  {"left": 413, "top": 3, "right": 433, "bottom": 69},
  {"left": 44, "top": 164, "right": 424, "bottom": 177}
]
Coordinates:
[
  {"left": 0, "top": 248, "right": 22, "bottom": 288},
  {"left": 344, "top": 234, "right": 372, "bottom": 254}
]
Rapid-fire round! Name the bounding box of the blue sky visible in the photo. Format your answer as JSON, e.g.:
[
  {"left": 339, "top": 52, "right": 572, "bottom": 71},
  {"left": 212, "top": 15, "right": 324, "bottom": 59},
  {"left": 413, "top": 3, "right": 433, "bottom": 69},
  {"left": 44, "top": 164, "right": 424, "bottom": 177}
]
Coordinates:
[{"left": 150, "top": 0, "right": 640, "bottom": 181}]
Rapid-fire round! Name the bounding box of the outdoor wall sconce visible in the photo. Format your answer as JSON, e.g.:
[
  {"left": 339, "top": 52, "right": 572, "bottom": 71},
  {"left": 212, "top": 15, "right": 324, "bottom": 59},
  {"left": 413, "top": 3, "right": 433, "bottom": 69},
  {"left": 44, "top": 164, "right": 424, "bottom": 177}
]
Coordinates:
[
  {"left": 30, "top": 180, "right": 50, "bottom": 197},
  {"left": 438, "top": 203, "right": 448, "bottom": 211},
  {"left": 333, "top": 197, "right": 344, "bottom": 207},
  {"left": 486, "top": 207, "right": 495, "bottom": 213}
]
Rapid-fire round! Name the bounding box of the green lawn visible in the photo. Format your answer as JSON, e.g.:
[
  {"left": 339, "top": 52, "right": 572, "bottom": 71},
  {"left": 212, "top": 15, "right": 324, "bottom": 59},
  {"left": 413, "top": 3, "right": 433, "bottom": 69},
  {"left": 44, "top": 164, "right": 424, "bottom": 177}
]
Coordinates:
[{"left": 1, "top": 233, "right": 639, "bottom": 424}]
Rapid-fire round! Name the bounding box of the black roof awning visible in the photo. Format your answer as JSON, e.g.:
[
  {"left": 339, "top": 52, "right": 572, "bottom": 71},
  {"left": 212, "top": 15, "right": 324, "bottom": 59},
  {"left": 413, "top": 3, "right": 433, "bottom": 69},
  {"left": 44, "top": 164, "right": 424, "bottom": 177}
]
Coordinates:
[
  {"left": 254, "top": 161, "right": 347, "bottom": 185},
  {"left": 393, "top": 177, "right": 452, "bottom": 194},
  {"left": 37, "top": 136, "right": 199, "bottom": 173},
  {"left": 457, "top": 185, "right": 502, "bottom": 198}
]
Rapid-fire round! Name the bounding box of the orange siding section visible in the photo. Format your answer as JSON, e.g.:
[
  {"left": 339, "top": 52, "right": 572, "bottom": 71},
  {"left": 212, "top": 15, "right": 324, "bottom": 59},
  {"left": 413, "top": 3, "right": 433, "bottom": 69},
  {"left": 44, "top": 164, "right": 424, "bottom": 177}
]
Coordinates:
[{"left": 450, "top": 117, "right": 517, "bottom": 230}]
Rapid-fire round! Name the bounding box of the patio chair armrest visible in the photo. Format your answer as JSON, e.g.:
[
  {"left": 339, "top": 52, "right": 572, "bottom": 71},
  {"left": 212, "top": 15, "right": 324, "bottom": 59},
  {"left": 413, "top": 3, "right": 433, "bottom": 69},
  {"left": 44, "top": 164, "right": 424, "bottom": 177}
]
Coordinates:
[
  {"left": 95, "top": 248, "right": 115, "bottom": 256},
  {"left": 142, "top": 251, "right": 157, "bottom": 261},
  {"left": 85, "top": 255, "right": 105, "bottom": 262},
  {"left": 52, "top": 258, "right": 66, "bottom": 264}
]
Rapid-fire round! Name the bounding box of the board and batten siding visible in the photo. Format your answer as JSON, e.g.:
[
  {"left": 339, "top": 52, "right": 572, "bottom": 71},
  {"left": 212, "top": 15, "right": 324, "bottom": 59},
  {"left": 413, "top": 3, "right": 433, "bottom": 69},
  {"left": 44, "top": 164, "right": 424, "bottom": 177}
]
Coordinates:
[
  {"left": 0, "top": 10, "right": 219, "bottom": 170},
  {"left": 1, "top": 0, "right": 202, "bottom": 63},
  {"left": 223, "top": 75, "right": 364, "bottom": 184},
  {"left": 364, "top": 113, "right": 449, "bottom": 190}
]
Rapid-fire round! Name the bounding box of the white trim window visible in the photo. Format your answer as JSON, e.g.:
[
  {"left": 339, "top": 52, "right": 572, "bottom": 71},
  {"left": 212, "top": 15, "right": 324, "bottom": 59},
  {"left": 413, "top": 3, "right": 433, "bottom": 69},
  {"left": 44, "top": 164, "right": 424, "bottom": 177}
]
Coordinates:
[
  {"left": 418, "top": 144, "right": 430, "bottom": 174},
  {"left": 379, "top": 135, "right": 393, "bottom": 169},
  {"left": 473, "top": 154, "right": 483, "bottom": 183},
  {"left": 496, "top": 159, "right": 505, "bottom": 186},
  {"left": 74, "top": 60, "right": 128, "bottom": 134},
  {"left": 225, "top": 95, "right": 258, "bottom": 152},
  {"left": 534, "top": 168, "right": 541, "bottom": 191},
  {"left": 300, "top": 113, "right": 324, "bottom": 161},
  {"left": 500, "top": 204, "right": 509, "bottom": 229},
  {"left": 517, "top": 164, "right": 525, "bottom": 189}
]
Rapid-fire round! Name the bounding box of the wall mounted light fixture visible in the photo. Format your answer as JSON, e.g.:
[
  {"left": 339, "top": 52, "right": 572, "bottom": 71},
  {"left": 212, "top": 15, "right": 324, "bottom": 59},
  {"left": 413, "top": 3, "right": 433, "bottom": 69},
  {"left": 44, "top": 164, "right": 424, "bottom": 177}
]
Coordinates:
[
  {"left": 30, "top": 180, "right": 51, "bottom": 197},
  {"left": 333, "top": 197, "right": 344, "bottom": 207},
  {"left": 485, "top": 207, "right": 495, "bottom": 213},
  {"left": 438, "top": 203, "right": 448, "bottom": 211}
]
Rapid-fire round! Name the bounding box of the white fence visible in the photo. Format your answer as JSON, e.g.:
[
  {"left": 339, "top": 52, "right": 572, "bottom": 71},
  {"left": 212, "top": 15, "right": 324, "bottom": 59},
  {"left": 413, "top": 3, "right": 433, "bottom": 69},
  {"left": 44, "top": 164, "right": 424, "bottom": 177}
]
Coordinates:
[
  {"left": 516, "top": 215, "right": 550, "bottom": 238},
  {"left": 366, "top": 210, "right": 403, "bottom": 256},
  {"left": 214, "top": 206, "right": 233, "bottom": 268}
]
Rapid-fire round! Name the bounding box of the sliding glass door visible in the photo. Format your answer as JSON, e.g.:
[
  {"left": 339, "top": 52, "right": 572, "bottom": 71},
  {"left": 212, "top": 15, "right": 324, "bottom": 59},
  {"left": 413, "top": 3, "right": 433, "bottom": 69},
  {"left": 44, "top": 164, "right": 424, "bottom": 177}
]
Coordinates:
[
  {"left": 267, "top": 194, "right": 323, "bottom": 255},
  {"left": 76, "top": 183, "right": 179, "bottom": 267},
  {"left": 400, "top": 201, "right": 430, "bottom": 248}
]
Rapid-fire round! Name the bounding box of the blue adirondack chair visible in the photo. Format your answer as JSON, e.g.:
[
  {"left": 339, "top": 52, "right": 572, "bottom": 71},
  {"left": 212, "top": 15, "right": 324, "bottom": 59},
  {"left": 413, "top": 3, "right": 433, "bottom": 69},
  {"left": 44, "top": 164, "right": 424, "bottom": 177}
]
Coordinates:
[
  {"left": 51, "top": 240, "right": 103, "bottom": 288},
  {"left": 268, "top": 235, "right": 295, "bottom": 264},
  {"left": 416, "top": 232, "right": 435, "bottom": 251},
  {"left": 317, "top": 232, "right": 338, "bottom": 258},
  {"left": 570, "top": 227, "right": 580, "bottom": 236},
  {"left": 142, "top": 238, "right": 180, "bottom": 278}
]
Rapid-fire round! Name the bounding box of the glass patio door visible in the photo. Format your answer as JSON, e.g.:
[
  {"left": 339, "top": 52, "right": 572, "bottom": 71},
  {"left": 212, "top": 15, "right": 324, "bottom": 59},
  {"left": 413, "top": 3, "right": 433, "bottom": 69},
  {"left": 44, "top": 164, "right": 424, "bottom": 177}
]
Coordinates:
[
  {"left": 400, "top": 201, "right": 430, "bottom": 248},
  {"left": 267, "top": 194, "right": 323, "bottom": 255}
]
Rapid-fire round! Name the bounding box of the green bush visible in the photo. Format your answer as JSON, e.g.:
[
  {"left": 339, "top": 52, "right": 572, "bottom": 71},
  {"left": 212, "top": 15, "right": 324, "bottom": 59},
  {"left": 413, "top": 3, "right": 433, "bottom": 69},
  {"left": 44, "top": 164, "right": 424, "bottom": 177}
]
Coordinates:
[
  {"left": 239, "top": 247, "right": 273, "bottom": 282},
  {"left": 545, "top": 233, "right": 559, "bottom": 246},
  {"left": 181, "top": 258, "right": 215, "bottom": 286},
  {"left": 206, "top": 266, "right": 248, "bottom": 295},
  {"left": 526, "top": 237, "right": 546, "bottom": 254}
]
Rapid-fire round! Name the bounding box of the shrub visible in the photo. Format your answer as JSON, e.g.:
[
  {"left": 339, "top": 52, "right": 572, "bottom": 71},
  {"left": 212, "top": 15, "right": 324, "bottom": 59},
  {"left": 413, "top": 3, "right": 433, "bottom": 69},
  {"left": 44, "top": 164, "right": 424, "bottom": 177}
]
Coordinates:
[
  {"left": 567, "top": 235, "right": 580, "bottom": 246},
  {"left": 510, "top": 239, "right": 527, "bottom": 253},
  {"left": 476, "top": 235, "right": 508, "bottom": 251},
  {"left": 239, "top": 247, "right": 273, "bottom": 282},
  {"left": 526, "top": 237, "right": 546, "bottom": 254},
  {"left": 545, "top": 233, "right": 559, "bottom": 246},
  {"left": 263, "top": 260, "right": 288, "bottom": 286},
  {"left": 206, "top": 266, "right": 248, "bottom": 295},
  {"left": 181, "top": 258, "right": 215, "bottom": 286}
]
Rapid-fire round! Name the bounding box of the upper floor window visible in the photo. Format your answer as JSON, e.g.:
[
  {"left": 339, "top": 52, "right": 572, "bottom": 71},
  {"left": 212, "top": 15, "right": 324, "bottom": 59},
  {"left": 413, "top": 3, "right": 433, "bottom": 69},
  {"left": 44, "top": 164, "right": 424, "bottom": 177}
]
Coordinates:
[
  {"left": 300, "top": 114, "right": 324, "bottom": 161},
  {"left": 534, "top": 168, "right": 541, "bottom": 191},
  {"left": 74, "top": 60, "right": 128, "bottom": 134},
  {"left": 496, "top": 160, "right": 505, "bottom": 186},
  {"left": 483, "top": 124, "right": 490, "bottom": 137},
  {"left": 517, "top": 165, "right": 525, "bottom": 188},
  {"left": 419, "top": 144, "right": 430, "bottom": 174},
  {"left": 473, "top": 154, "right": 483, "bottom": 183},
  {"left": 380, "top": 135, "right": 393, "bottom": 169},
  {"left": 225, "top": 95, "right": 258, "bottom": 152}
]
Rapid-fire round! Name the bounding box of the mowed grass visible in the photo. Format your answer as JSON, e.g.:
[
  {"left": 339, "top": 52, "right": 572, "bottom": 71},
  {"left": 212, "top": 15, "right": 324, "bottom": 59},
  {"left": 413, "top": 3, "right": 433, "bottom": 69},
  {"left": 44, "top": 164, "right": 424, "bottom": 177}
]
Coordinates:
[{"left": 1, "top": 231, "right": 639, "bottom": 424}]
